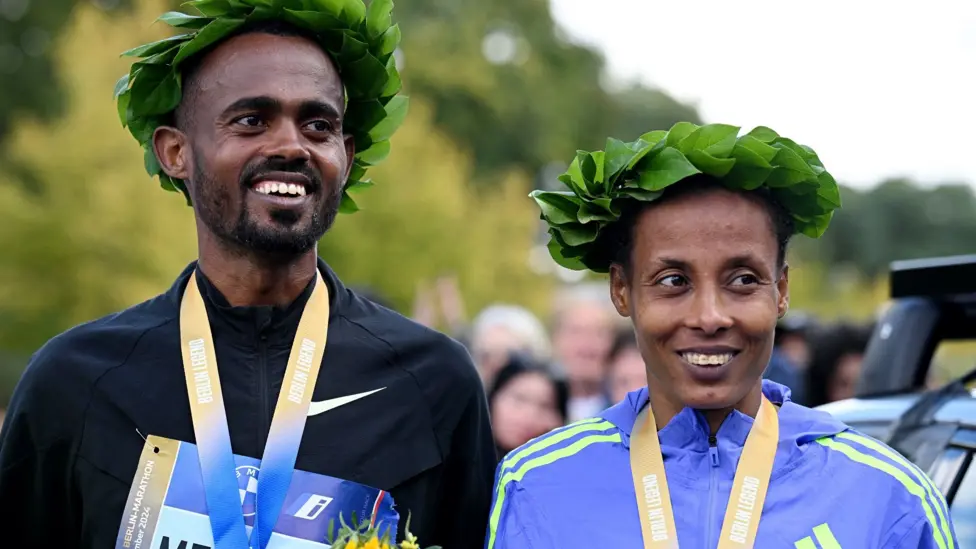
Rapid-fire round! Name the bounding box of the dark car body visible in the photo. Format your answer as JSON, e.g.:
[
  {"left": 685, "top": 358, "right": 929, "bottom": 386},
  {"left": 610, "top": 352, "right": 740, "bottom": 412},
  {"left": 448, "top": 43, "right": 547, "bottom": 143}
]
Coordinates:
[{"left": 815, "top": 254, "right": 976, "bottom": 543}]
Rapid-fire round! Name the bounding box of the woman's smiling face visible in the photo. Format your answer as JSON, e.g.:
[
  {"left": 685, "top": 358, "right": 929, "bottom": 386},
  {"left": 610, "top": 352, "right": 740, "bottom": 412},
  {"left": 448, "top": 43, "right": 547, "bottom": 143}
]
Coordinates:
[{"left": 610, "top": 185, "right": 790, "bottom": 419}]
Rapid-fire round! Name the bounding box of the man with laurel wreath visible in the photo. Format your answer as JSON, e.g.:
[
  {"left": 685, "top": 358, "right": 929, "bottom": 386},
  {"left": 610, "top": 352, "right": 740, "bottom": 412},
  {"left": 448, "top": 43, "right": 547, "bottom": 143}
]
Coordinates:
[
  {"left": 485, "top": 123, "right": 960, "bottom": 548},
  {"left": 0, "top": 2, "right": 496, "bottom": 548}
]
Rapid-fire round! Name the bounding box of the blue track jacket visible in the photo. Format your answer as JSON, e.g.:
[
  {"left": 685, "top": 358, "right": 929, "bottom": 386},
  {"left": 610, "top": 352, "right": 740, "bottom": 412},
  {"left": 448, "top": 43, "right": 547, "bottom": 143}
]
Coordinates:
[{"left": 486, "top": 380, "right": 958, "bottom": 548}]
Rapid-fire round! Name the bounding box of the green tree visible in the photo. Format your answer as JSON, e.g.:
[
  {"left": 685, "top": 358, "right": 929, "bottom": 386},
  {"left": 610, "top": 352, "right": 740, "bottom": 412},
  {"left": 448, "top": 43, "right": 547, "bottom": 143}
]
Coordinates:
[
  {"left": 0, "top": 0, "right": 138, "bottom": 147},
  {"left": 1, "top": 0, "right": 700, "bottom": 193},
  {"left": 804, "top": 179, "right": 976, "bottom": 278},
  {"left": 0, "top": 0, "right": 198, "bottom": 357},
  {"left": 320, "top": 98, "right": 554, "bottom": 321},
  {"left": 394, "top": 0, "right": 700, "bottom": 184}
]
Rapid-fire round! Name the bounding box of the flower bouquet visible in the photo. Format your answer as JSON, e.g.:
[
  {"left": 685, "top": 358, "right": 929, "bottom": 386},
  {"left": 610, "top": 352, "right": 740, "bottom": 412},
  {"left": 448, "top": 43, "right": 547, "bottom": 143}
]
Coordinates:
[{"left": 326, "top": 512, "right": 440, "bottom": 549}]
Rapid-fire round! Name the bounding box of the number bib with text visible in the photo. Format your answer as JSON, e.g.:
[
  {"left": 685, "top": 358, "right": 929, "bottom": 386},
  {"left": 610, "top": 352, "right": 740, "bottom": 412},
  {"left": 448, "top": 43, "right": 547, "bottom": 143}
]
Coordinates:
[{"left": 115, "top": 435, "right": 398, "bottom": 549}]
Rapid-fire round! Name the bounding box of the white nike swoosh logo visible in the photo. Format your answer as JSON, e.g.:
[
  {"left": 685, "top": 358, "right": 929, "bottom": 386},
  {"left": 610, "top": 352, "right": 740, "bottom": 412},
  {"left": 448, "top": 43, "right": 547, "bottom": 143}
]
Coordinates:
[{"left": 307, "top": 388, "right": 386, "bottom": 417}]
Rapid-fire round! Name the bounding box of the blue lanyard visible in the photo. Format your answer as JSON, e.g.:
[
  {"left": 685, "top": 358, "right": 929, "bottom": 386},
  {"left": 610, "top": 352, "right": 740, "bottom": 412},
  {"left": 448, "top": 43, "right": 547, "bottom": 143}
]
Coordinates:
[{"left": 179, "top": 270, "right": 330, "bottom": 549}]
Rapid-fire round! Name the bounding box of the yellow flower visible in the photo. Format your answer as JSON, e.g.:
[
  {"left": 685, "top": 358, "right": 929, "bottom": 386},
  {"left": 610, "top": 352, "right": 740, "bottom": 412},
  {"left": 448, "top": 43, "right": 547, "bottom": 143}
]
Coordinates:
[
  {"left": 381, "top": 544, "right": 390, "bottom": 549},
  {"left": 364, "top": 537, "right": 380, "bottom": 549},
  {"left": 343, "top": 541, "right": 358, "bottom": 549},
  {"left": 400, "top": 528, "right": 420, "bottom": 549}
]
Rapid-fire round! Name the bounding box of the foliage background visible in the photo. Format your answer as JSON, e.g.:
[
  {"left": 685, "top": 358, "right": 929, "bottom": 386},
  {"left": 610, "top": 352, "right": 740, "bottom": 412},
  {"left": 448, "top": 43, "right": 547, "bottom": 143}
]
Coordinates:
[{"left": 1, "top": 0, "right": 975, "bottom": 403}]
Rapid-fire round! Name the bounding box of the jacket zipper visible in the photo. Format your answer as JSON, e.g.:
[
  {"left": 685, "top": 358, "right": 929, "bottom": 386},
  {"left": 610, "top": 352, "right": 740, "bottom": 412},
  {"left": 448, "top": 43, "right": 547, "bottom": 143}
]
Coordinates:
[
  {"left": 706, "top": 435, "right": 720, "bottom": 548},
  {"left": 258, "top": 332, "right": 270, "bottom": 448}
]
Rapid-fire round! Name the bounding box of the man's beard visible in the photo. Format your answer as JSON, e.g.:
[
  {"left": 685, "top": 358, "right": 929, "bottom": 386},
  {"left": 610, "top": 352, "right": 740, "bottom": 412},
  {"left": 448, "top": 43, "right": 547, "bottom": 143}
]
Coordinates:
[{"left": 191, "top": 155, "right": 342, "bottom": 259}]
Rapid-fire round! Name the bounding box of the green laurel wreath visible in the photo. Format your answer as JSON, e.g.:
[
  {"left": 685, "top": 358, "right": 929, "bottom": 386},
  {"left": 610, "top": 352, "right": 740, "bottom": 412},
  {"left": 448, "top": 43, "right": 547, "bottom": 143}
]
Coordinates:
[
  {"left": 114, "top": 0, "right": 408, "bottom": 212},
  {"left": 530, "top": 122, "right": 842, "bottom": 273}
]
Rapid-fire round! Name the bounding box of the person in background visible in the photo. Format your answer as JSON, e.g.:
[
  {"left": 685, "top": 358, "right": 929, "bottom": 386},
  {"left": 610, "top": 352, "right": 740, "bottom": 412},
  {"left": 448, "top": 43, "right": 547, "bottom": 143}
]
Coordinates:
[
  {"left": 765, "top": 312, "right": 816, "bottom": 404},
  {"left": 806, "top": 322, "right": 874, "bottom": 407},
  {"left": 411, "top": 275, "right": 469, "bottom": 342},
  {"left": 550, "top": 283, "right": 617, "bottom": 421},
  {"left": 488, "top": 354, "right": 568, "bottom": 462},
  {"left": 762, "top": 348, "right": 804, "bottom": 404},
  {"left": 775, "top": 312, "right": 815, "bottom": 371},
  {"left": 607, "top": 328, "right": 646, "bottom": 405},
  {"left": 469, "top": 304, "right": 551, "bottom": 386}
]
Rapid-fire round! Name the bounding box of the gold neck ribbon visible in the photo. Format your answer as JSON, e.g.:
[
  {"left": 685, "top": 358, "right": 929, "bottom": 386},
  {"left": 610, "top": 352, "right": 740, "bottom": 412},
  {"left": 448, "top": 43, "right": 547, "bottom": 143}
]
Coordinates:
[{"left": 630, "top": 395, "right": 779, "bottom": 549}]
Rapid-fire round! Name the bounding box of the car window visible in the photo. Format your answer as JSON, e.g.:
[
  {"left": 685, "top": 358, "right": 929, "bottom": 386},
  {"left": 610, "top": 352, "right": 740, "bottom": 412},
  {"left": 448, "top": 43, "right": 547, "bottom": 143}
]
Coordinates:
[
  {"left": 929, "top": 447, "right": 967, "bottom": 493},
  {"left": 953, "top": 454, "right": 976, "bottom": 547},
  {"left": 927, "top": 340, "right": 976, "bottom": 387}
]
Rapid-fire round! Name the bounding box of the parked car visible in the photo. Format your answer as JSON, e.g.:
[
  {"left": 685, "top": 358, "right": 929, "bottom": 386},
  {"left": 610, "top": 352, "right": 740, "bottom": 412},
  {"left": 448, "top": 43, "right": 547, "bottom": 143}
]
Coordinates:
[{"left": 817, "top": 254, "right": 976, "bottom": 544}]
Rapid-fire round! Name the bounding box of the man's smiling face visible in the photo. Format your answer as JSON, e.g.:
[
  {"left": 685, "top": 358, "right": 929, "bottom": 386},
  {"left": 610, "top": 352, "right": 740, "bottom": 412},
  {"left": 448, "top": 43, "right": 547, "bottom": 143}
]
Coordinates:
[{"left": 155, "top": 27, "right": 354, "bottom": 258}]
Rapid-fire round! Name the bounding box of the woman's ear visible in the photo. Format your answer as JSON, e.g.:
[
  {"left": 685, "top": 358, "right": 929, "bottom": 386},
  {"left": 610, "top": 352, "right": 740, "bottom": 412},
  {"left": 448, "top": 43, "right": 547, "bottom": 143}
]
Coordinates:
[
  {"left": 610, "top": 263, "right": 632, "bottom": 318},
  {"left": 777, "top": 263, "right": 790, "bottom": 319},
  {"left": 152, "top": 125, "right": 190, "bottom": 181}
]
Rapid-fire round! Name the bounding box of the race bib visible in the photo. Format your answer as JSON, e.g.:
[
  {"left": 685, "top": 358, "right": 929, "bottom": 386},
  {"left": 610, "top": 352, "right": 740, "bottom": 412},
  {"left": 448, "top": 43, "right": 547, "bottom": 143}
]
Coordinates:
[{"left": 115, "top": 435, "right": 398, "bottom": 549}]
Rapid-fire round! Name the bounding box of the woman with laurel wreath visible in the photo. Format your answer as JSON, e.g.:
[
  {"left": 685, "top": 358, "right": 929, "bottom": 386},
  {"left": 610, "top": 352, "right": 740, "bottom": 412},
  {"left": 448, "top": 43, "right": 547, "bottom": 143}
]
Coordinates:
[{"left": 484, "top": 123, "right": 959, "bottom": 548}]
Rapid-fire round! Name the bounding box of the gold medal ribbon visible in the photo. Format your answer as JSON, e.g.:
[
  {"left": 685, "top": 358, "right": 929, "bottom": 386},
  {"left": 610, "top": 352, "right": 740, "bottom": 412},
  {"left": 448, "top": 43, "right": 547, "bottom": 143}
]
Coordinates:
[{"left": 630, "top": 395, "right": 779, "bottom": 549}]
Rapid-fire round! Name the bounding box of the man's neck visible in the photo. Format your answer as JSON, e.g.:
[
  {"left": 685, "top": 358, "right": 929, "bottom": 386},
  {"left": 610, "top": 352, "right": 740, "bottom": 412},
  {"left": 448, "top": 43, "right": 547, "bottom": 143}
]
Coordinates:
[{"left": 197, "top": 237, "right": 319, "bottom": 308}]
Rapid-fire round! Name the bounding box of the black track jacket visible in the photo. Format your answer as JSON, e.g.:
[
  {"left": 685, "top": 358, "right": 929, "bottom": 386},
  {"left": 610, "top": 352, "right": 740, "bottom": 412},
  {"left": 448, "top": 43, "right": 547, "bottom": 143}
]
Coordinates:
[{"left": 0, "top": 260, "right": 496, "bottom": 548}]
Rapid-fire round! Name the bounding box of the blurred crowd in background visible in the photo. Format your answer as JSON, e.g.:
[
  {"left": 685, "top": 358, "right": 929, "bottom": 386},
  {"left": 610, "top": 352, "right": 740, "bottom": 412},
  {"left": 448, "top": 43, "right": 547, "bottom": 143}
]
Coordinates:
[{"left": 370, "top": 280, "right": 876, "bottom": 462}]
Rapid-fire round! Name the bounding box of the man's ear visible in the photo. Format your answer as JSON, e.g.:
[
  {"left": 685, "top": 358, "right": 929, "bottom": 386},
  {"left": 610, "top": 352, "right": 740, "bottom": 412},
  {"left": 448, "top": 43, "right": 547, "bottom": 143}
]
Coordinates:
[
  {"left": 610, "top": 263, "right": 632, "bottom": 318},
  {"left": 777, "top": 263, "right": 790, "bottom": 319},
  {"left": 342, "top": 132, "right": 356, "bottom": 182},
  {"left": 152, "top": 125, "right": 190, "bottom": 182}
]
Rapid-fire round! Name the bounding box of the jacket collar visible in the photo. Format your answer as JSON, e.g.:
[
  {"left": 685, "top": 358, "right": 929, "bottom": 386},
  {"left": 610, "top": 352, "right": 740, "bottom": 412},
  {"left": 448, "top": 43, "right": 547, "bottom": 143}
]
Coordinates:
[
  {"left": 602, "top": 379, "right": 795, "bottom": 451},
  {"left": 165, "top": 257, "right": 346, "bottom": 345}
]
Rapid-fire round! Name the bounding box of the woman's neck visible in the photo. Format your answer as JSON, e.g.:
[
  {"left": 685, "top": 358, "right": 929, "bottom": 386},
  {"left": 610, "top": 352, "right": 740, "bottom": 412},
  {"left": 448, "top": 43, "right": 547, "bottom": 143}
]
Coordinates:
[{"left": 648, "top": 379, "right": 763, "bottom": 436}]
